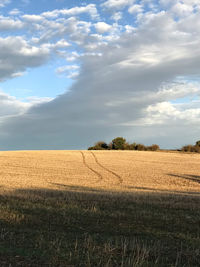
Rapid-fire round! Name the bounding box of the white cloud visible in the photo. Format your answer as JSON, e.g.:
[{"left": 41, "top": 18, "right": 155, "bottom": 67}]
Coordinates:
[
  {"left": 22, "top": 14, "right": 44, "bottom": 22},
  {"left": 141, "top": 101, "right": 200, "bottom": 126},
  {"left": 111, "top": 12, "right": 122, "bottom": 21},
  {"left": 0, "top": 90, "right": 53, "bottom": 127},
  {"left": 0, "top": 36, "right": 49, "bottom": 81},
  {"left": 11, "top": 72, "right": 26, "bottom": 78},
  {"left": 9, "top": 9, "right": 21, "bottom": 16},
  {"left": 171, "top": 2, "right": 194, "bottom": 16},
  {"left": 0, "top": 90, "right": 29, "bottom": 119},
  {"left": 56, "top": 64, "right": 80, "bottom": 79},
  {"left": 0, "top": 16, "right": 24, "bottom": 31},
  {"left": 102, "top": 0, "right": 135, "bottom": 10},
  {"left": 56, "top": 64, "right": 79, "bottom": 74},
  {"left": 25, "top": 96, "right": 53, "bottom": 105},
  {"left": 36, "top": 17, "right": 92, "bottom": 46},
  {"left": 95, "top": 22, "right": 112, "bottom": 33},
  {"left": 128, "top": 4, "right": 144, "bottom": 14},
  {"left": 42, "top": 4, "right": 99, "bottom": 20},
  {"left": 42, "top": 39, "right": 71, "bottom": 50},
  {"left": 0, "top": 0, "right": 10, "bottom": 7}
]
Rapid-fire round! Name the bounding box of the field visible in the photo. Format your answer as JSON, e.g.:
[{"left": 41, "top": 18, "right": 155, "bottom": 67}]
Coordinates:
[{"left": 0, "top": 150, "right": 200, "bottom": 266}]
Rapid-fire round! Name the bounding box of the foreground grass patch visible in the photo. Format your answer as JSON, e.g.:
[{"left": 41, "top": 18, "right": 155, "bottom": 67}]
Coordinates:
[{"left": 0, "top": 187, "right": 200, "bottom": 266}]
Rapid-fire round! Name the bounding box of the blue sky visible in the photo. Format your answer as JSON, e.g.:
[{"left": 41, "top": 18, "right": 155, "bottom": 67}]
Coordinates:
[{"left": 0, "top": 0, "right": 200, "bottom": 149}]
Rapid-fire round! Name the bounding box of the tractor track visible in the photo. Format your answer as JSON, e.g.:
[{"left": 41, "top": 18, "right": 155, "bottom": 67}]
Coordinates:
[
  {"left": 80, "top": 151, "right": 103, "bottom": 182},
  {"left": 90, "top": 152, "right": 123, "bottom": 184}
]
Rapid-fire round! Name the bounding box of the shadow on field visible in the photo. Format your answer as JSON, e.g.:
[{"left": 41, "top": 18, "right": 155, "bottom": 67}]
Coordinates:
[
  {"left": 168, "top": 173, "right": 200, "bottom": 184},
  {"left": 0, "top": 185, "right": 200, "bottom": 266},
  {"left": 124, "top": 185, "right": 200, "bottom": 195}
]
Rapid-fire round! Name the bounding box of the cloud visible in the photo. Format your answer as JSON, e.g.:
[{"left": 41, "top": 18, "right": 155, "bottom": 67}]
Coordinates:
[
  {"left": 0, "top": 0, "right": 10, "bottom": 7},
  {"left": 9, "top": 9, "right": 21, "bottom": 16},
  {"left": 0, "top": 90, "right": 53, "bottom": 129},
  {"left": 42, "top": 4, "right": 99, "bottom": 20},
  {"left": 0, "top": 36, "right": 50, "bottom": 81},
  {"left": 56, "top": 64, "right": 80, "bottom": 79},
  {"left": 94, "top": 22, "right": 112, "bottom": 33},
  {"left": 128, "top": 4, "right": 144, "bottom": 14},
  {"left": 22, "top": 14, "right": 44, "bottom": 22},
  {"left": 35, "top": 17, "right": 92, "bottom": 46},
  {"left": 171, "top": 2, "right": 194, "bottom": 16},
  {"left": 0, "top": 16, "right": 24, "bottom": 31},
  {"left": 0, "top": 90, "right": 29, "bottom": 119},
  {"left": 111, "top": 12, "right": 122, "bottom": 21},
  {"left": 101, "top": 0, "right": 135, "bottom": 10}
]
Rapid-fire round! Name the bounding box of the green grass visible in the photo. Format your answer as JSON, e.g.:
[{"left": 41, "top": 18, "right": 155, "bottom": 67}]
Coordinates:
[{"left": 0, "top": 186, "right": 200, "bottom": 266}]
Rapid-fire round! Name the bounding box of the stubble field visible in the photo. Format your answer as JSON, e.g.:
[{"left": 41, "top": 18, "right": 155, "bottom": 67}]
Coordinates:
[{"left": 0, "top": 150, "right": 200, "bottom": 266}]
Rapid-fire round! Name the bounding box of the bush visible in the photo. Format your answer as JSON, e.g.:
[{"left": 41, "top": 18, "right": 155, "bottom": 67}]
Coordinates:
[{"left": 88, "top": 141, "right": 108, "bottom": 150}]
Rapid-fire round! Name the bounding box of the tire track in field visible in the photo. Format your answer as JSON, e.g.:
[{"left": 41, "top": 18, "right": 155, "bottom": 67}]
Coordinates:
[
  {"left": 80, "top": 151, "right": 103, "bottom": 182},
  {"left": 90, "top": 152, "right": 123, "bottom": 184}
]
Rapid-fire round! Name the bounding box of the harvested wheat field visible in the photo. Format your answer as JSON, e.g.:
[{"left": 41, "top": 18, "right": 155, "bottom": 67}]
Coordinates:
[
  {"left": 0, "top": 150, "right": 200, "bottom": 194},
  {"left": 0, "top": 150, "right": 200, "bottom": 266}
]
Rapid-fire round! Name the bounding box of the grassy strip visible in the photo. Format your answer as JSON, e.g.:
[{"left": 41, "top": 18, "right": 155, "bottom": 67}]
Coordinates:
[{"left": 0, "top": 187, "right": 200, "bottom": 266}]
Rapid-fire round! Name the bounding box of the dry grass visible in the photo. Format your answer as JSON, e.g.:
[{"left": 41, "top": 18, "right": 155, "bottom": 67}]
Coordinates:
[
  {"left": 0, "top": 150, "right": 200, "bottom": 194},
  {"left": 0, "top": 150, "right": 200, "bottom": 266}
]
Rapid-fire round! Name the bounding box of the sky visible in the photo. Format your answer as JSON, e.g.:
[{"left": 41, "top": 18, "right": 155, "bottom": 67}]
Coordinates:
[{"left": 0, "top": 0, "right": 200, "bottom": 150}]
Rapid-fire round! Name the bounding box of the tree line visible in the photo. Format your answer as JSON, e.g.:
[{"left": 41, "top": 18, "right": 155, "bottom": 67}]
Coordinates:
[
  {"left": 88, "top": 137, "right": 200, "bottom": 153},
  {"left": 88, "top": 137, "right": 160, "bottom": 151}
]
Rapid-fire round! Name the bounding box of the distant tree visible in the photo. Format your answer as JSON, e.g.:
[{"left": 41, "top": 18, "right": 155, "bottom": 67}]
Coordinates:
[
  {"left": 95, "top": 141, "right": 108, "bottom": 149},
  {"left": 88, "top": 141, "right": 108, "bottom": 150},
  {"left": 112, "top": 137, "right": 126, "bottom": 150},
  {"left": 124, "top": 142, "right": 137, "bottom": 150},
  {"left": 196, "top": 140, "right": 200, "bottom": 147},
  {"left": 181, "top": 145, "right": 200, "bottom": 153},
  {"left": 147, "top": 144, "right": 160, "bottom": 151},
  {"left": 195, "top": 146, "right": 200, "bottom": 153},
  {"left": 88, "top": 138, "right": 160, "bottom": 152},
  {"left": 108, "top": 142, "right": 113, "bottom": 150},
  {"left": 123, "top": 142, "right": 131, "bottom": 150},
  {"left": 130, "top": 142, "right": 137, "bottom": 150},
  {"left": 135, "top": 144, "right": 146, "bottom": 151},
  {"left": 88, "top": 146, "right": 95, "bottom": 150}
]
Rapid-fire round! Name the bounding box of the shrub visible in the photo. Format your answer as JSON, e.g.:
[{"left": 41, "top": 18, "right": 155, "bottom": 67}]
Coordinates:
[{"left": 88, "top": 141, "right": 108, "bottom": 150}]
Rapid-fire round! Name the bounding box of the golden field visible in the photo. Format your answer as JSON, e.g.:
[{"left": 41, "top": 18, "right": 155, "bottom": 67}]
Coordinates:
[
  {"left": 0, "top": 150, "right": 200, "bottom": 194},
  {"left": 0, "top": 150, "right": 200, "bottom": 266}
]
